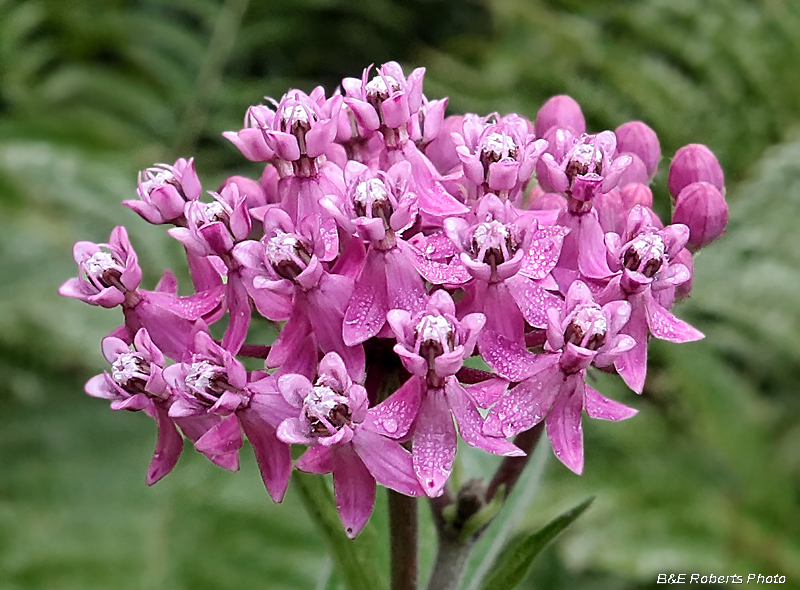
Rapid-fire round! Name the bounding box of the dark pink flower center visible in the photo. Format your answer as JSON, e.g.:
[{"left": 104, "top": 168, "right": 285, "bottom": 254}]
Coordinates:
[
  {"left": 564, "top": 303, "right": 607, "bottom": 351},
  {"left": 184, "top": 360, "right": 234, "bottom": 407},
  {"left": 279, "top": 103, "right": 316, "bottom": 155},
  {"left": 622, "top": 233, "right": 666, "bottom": 278},
  {"left": 366, "top": 74, "right": 401, "bottom": 114},
  {"left": 111, "top": 352, "right": 151, "bottom": 395},
  {"left": 416, "top": 314, "right": 455, "bottom": 362},
  {"left": 353, "top": 178, "right": 393, "bottom": 227},
  {"left": 565, "top": 142, "right": 603, "bottom": 183},
  {"left": 82, "top": 250, "right": 125, "bottom": 290},
  {"left": 479, "top": 131, "right": 518, "bottom": 172},
  {"left": 303, "top": 385, "right": 352, "bottom": 436},
  {"left": 265, "top": 231, "right": 312, "bottom": 280},
  {"left": 471, "top": 219, "right": 516, "bottom": 268}
]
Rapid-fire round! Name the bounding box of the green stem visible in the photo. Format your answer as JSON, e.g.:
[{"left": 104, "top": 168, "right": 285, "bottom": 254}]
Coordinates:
[
  {"left": 389, "top": 489, "right": 418, "bottom": 590},
  {"left": 425, "top": 425, "right": 547, "bottom": 590},
  {"left": 424, "top": 532, "right": 475, "bottom": 590}
]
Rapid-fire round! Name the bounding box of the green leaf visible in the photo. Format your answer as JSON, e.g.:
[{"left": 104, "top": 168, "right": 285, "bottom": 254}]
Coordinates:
[
  {"left": 476, "top": 497, "right": 595, "bottom": 590},
  {"left": 292, "top": 471, "right": 387, "bottom": 590}
]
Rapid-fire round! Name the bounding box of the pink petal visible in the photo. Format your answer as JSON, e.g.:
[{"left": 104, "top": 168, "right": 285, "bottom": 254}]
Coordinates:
[
  {"left": 332, "top": 443, "right": 376, "bottom": 538},
  {"left": 545, "top": 378, "right": 584, "bottom": 474},
  {"left": 385, "top": 247, "right": 427, "bottom": 314},
  {"left": 401, "top": 241, "right": 471, "bottom": 285},
  {"left": 343, "top": 252, "right": 389, "bottom": 346},
  {"left": 583, "top": 384, "right": 638, "bottom": 421},
  {"left": 363, "top": 375, "right": 422, "bottom": 438},
  {"left": 446, "top": 379, "right": 524, "bottom": 457},
  {"left": 84, "top": 374, "right": 116, "bottom": 400},
  {"left": 478, "top": 329, "right": 549, "bottom": 382},
  {"left": 519, "top": 224, "right": 568, "bottom": 280},
  {"left": 577, "top": 212, "right": 613, "bottom": 279},
  {"left": 462, "top": 377, "right": 509, "bottom": 408},
  {"left": 353, "top": 429, "right": 425, "bottom": 496},
  {"left": 239, "top": 410, "right": 292, "bottom": 502},
  {"left": 220, "top": 271, "right": 250, "bottom": 354},
  {"left": 479, "top": 282, "right": 525, "bottom": 343},
  {"left": 146, "top": 403, "right": 184, "bottom": 485},
  {"left": 505, "top": 274, "right": 563, "bottom": 330},
  {"left": 615, "top": 303, "right": 649, "bottom": 394},
  {"left": 194, "top": 415, "right": 243, "bottom": 471},
  {"left": 412, "top": 391, "right": 456, "bottom": 497},
  {"left": 644, "top": 292, "right": 704, "bottom": 343},
  {"left": 276, "top": 416, "right": 316, "bottom": 445},
  {"left": 267, "top": 312, "right": 312, "bottom": 368},
  {"left": 296, "top": 446, "right": 333, "bottom": 474},
  {"left": 483, "top": 363, "right": 563, "bottom": 438}
]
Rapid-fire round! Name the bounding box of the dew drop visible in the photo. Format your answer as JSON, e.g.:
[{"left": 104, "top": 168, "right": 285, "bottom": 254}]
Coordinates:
[{"left": 382, "top": 417, "right": 398, "bottom": 434}]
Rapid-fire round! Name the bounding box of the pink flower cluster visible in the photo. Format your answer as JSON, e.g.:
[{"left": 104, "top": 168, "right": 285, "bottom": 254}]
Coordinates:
[{"left": 60, "top": 62, "right": 727, "bottom": 538}]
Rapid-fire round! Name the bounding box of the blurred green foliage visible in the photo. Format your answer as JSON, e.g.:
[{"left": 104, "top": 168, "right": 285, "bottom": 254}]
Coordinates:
[{"left": 2, "top": 0, "right": 799, "bottom": 588}]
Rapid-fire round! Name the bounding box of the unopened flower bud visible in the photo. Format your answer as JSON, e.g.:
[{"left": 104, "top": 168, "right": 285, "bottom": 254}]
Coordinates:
[
  {"left": 614, "top": 121, "right": 661, "bottom": 178},
  {"left": 668, "top": 144, "right": 724, "bottom": 199},
  {"left": 534, "top": 95, "right": 585, "bottom": 138},
  {"left": 620, "top": 182, "right": 654, "bottom": 211},
  {"left": 220, "top": 175, "right": 267, "bottom": 209},
  {"left": 672, "top": 181, "right": 728, "bottom": 251}
]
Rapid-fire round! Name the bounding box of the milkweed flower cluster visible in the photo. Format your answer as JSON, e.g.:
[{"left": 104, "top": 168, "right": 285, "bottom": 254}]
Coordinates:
[{"left": 60, "top": 61, "right": 727, "bottom": 538}]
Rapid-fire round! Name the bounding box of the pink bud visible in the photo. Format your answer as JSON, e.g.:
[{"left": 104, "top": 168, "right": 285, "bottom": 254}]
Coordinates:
[
  {"left": 220, "top": 175, "right": 267, "bottom": 209},
  {"left": 620, "top": 182, "right": 654, "bottom": 211},
  {"left": 668, "top": 144, "right": 724, "bottom": 199},
  {"left": 615, "top": 121, "right": 661, "bottom": 178},
  {"left": 425, "top": 114, "right": 463, "bottom": 174},
  {"left": 672, "top": 181, "right": 728, "bottom": 251},
  {"left": 615, "top": 152, "right": 649, "bottom": 187},
  {"left": 534, "top": 95, "right": 585, "bottom": 138}
]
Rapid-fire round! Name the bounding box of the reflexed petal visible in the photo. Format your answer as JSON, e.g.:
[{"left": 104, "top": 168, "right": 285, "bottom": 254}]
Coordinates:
[
  {"left": 519, "top": 224, "right": 568, "bottom": 280},
  {"left": 644, "top": 292, "right": 704, "bottom": 343},
  {"left": 353, "top": 429, "right": 425, "bottom": 496},
  {"left": 240, "top": 411, "right": 292, "bottom": 503},
  {"left": 478, "top": 329, "right": 548, "bottom": 381},
  {"left": 343, "top": 252, "right": 389, "bottom": 346},
  {"left": 363, "top": 375, "right": 422, "bottom": 438},
  {"left": 268, "top": 312, "right": 312, "bottom": 368},
  {"left": 577, "top": 213, "right": 613, "bottom": 279},
  {"left": 615, "top": 305, "right": 648, "bottom": 393},
  {"left": 506, "top": 274, "right": 563, "bottom": 330},
  {"left": 584, "top": 384, "right": 638, "bottom": 421},
  {"left": 463, "top": 377, "right": 509, "bottom": 409},
  {"left": 220, "top": 271, "right": 250, "bottom": 354},
  {"left": 445, "top": 379, "right": 524, "bottom": 457},
  {"left": 332, "top": 443, "right": 376, "bottom": 538},
  {"left": 483, "top": 364, "right": 562, "bottom": 438},
  {"left": 296, "top": 446, "right": 333, "bottom": 474},
  {"left": 146, "top": 403, "right": 184, "bottom": 485},
  {"left": 385, "top": 247, "right": 427, "bottom": 314},
  {"left": 194, "top": 415, "right": 243, "bottom": 471},
  {"left": 545, "top": 378, "right": 584, "bottom": 474},
  {"left": 412, "top": 391, "right": 456, "bottom": 497}
]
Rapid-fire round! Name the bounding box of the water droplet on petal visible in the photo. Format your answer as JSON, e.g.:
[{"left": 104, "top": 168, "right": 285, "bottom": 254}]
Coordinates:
[{"left": 382, "top": 417, "right": 398, "bottom": 434}]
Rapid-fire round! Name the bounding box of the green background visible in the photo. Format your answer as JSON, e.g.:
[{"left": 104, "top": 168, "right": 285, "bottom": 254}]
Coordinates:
[{"left": 2, "top": 0, "right": 799, "bottom": 588}]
